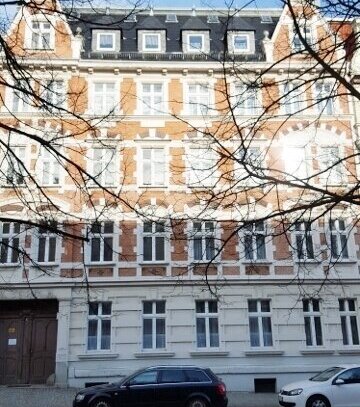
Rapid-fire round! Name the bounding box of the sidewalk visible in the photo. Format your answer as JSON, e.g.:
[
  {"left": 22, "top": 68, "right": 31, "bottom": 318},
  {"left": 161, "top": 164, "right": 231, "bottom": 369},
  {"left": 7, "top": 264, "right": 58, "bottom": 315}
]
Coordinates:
[{"left": 0, "top": 387, "right": 278, "bottom": 407}]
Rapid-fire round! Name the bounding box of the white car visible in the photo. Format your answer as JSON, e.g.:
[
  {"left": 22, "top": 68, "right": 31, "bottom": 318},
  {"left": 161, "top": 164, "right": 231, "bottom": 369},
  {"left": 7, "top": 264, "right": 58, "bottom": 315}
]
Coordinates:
[{"left": 279, "top": 365, "right": 360, "bottom": 407}]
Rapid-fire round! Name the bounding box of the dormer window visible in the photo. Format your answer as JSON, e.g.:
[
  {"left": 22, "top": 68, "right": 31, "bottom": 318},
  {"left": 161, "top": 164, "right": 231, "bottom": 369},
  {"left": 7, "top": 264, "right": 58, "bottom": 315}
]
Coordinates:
[
  {"left": 144, "top": 33, "right": 160, "bottom": 51},
  {"left": 227, "top": 31, "right": 255, "bottom": 54},
  {"left": 139, "top": 30, "right": 165, "bottom": 53},
  {"left": 165, "top": 14, "right": 178, "bottom": 23},
  {"left": 292, "top": 25, "right": 314, "bottom": 52},
  {"left": 97, "top": 32, "right": 115, "bottom": 51},
  {"left": 233, "top": 34, "right": 249, "bottom": 51},
  {"left": 92, "top": 30, "right": 120, "bottom": 52},
  {"left": 183, "top": 31, "right": 209, "bottom": 53},
  {"left": 30, "top": 21, "right": 53, "bottom": 50}
]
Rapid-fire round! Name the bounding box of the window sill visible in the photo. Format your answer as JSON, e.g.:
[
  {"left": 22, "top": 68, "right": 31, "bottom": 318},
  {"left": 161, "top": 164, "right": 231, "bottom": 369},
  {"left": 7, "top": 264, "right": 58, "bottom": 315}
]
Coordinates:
[
  {"left": 87, "top": 262, "right": 116, "bottom": 267},
  {"left": 32, "top": 263, "right": 60, "bottom": 268},
  {"left": 294, "top": 259, "right": 321, "bottom": 264},
  {"left": 300, "top": 349, "right": 335, "bottom": 355},
  {"left": 139, "top": 185, "right": 168, "bottom": 189},
  {"left": 140, "top": 262, "right": 169, "bottom": 266},
  {"left": 78, "top": 353, "right": 119, "bottom": 360},
  {"left": 0, "top": 263, "right": 21, "bottom": 268},
  {"left": 328, "top": 259, "right": 357, "bottom": 265},
  {"left": 242, "top": 260, "right": 272, "bottom": 265},
  {"left": 244, "top": 349, "right": 284, "bottom": 356},
  {"left": 134, "top": 351, "right": 175, "bottom": 358},
  {"left": 338, "top": 347, "right": 360, "bottom": 355},
  {"left": 189, "top": 350, "right": 229, "bottom": 357}
]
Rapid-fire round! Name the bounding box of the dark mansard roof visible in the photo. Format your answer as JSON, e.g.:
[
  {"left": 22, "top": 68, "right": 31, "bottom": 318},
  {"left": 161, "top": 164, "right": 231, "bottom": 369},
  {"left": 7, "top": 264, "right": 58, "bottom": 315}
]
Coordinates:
[{"left": 67, "top": 8, "right": 280, "bottom": 62}]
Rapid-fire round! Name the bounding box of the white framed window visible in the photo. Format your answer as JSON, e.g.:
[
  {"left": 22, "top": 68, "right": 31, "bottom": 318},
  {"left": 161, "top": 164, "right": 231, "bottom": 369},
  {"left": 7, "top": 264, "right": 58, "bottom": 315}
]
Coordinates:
[
  {"left": 30, "top": 21, "right": 53, "bottom": 50},
  {"left": 339, "top": 299, "right": 360, "bottom": 345},
  {"left": 227, "top": 31, "right": 254, "bottom": 54},
  {"left": 142, "top": 221, "right": 166, "bottom": 263},
  {"left": 143, "top": 33, "right": 161, "bottom": 51},
  {"left": 141, "top": 148, "right": 166, "bottom": 186},
  {"left": 283, "top": 146, "right": 310, "bottom": 180},
  {"left": 93, "top": 82, "right": 117, "bottom": 114},
  {"left": 188, "top": 148, "right": 217, "bottom": 187},
  {"left": 141, "top": 83, "right": 165, "bottom": 115},
  {"left": 90, "top": 148, "right": 116, "bottom": 186},
  {"left": 292, "top": 25, "right": 314, "bottom": 52},
  {"left": 39, "top": 147, "right": 60, "bottom": 186},
  {"left": 233, "top": 34, "right": 250, "bottom": 51},
  {"left": 293, "top": 221, "right": 315, "bottom": 260},
  {"left": 233, "top": 84, "right": 261, "bottom": 115},
  {"left": 4, "top": 146, "right": 26, "bottom": 185},
  {"left": 88, "top": 221, "right": 114, "bottom": 263},
  {"left": 192, "top": 221, "right": 216, "bottom": 262},
  {"left": 315, "top": 83, "right": 335, "bottom": 115},
  {"left": 234, "top": 146, "right": 264, "bottom": 185},
  {"left": 318, "top": 146, "right": 343, "bottom": 185},
  {"left": 0, "top": 222, "right": 22, "bottom": 265},
  {"left": 87, "top": 302, "right": 112, "bottom": 351},
  {"left": 36, "top": 221, "right": 59, "bottom": 264},
  {"left": 248, "top": 299, "right": 273, "bottom": 347},
  {"left": 42, "top": 80, "right": 66, "bottom": 110},
  {"left": 196, "top": 300, "right": 219, "bottom": 348},
  {"left": 97, "top": 33, "right": 115, "bottom": 51},
  {"left": 303, "top": 299, "right": 323, "bottom": 346},
  {"left": 243, "top": 221, "right": 266, "bottom": 261},
  {"left": 186, "top": 83, "right": 211, "bottom": 116},
  {"left": 142, "top": 300, "right": 166, "bottom": 349},
  {"left": 187, "top": 34, "right": 204, "bottom": 52},
  {"left": 282, "top": 81, "right": 303, "bottom": 115},
  {"left": 329, "top": 218, "right": 349, "bottom": 260},
  {"left": 13, "top": 80, "right": 33, "bottom": 113}
]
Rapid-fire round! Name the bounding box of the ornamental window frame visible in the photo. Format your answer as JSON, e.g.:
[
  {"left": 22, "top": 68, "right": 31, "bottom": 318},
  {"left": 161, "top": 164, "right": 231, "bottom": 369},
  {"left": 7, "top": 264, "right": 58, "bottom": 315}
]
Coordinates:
[
  {"left": 87, "top": 301, "right": 112, "bottom": 351},
  {"left": 303, "top": 298, "right": 323, "bottom": 346}
]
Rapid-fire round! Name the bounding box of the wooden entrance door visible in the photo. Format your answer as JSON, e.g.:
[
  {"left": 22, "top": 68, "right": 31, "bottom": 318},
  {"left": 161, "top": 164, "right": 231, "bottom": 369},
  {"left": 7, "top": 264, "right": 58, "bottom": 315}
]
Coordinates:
[{"left": 0, "top": 300, "right": 58, "bottom": 385}]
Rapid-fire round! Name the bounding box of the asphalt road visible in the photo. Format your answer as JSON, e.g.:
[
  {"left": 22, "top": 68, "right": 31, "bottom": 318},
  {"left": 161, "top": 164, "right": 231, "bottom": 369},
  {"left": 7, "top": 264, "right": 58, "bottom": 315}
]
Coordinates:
[{"left": 0, "top": 387, "right": 279, "bottom": 407}]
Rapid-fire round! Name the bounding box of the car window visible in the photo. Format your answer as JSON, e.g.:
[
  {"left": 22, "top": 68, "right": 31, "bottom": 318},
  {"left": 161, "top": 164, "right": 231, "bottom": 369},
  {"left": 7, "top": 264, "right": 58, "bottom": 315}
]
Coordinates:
[
  {"left": 338, "top": 368, "right": 360, "bottom": 384},
  {"left": 185, "top": 369, "right": 210, "bottom": 383},
  {"left": 159, "top": 369, "right": 186, "bottom": 383},
  {"left": 310, "top": 367, "right": 344, "bottom": 381},
  {"left": 130, "top": 371, "right": 158, "bottom": 385}
]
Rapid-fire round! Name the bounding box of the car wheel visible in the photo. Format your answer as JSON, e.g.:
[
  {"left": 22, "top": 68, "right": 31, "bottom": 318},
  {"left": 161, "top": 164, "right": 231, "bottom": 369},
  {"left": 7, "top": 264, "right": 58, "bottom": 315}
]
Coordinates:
[
  {"left": 306, "top": 395, "right": 330, "bottom": 407},
  {"left": 187, "top": 397, "right": 208, "bottom": 407},
  {"left": 90, "top": 399, "right": 112, "bottom": 407}
]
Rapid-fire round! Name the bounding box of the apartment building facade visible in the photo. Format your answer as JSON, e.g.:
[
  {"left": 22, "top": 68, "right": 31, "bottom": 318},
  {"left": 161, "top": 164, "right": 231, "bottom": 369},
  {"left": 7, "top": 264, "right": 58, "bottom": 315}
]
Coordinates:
[{"left": 0, "top": 0, "right": 360, "bottom": 392}]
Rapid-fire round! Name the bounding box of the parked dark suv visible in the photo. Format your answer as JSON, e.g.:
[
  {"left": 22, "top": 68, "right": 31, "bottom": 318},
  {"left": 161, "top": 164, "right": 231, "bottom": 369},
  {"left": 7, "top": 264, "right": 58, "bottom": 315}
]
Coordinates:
[{"left": 73, "top": 365, "right": 228, "bottom": 407}]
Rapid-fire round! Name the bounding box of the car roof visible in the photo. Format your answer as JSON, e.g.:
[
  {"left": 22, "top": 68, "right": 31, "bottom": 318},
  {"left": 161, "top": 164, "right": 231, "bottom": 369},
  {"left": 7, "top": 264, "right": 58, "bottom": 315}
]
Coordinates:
[{"left": 145, "top": 365, "right": 203, "bottom": 370}]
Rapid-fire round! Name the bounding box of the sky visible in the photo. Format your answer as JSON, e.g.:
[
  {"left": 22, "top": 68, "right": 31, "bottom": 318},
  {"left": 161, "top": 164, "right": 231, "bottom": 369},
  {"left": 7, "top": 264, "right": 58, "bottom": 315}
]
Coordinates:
[{"left": 147, "top": 0, "right": 282, "bottom": 8}]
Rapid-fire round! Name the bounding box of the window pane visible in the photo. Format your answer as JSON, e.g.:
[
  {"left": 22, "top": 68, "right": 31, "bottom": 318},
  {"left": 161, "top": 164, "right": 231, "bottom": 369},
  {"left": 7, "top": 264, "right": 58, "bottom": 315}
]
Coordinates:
[
  {"left": 196, "top": 301, "right": 205, "bottom": 314},
  {"left": 256, "top": 235, "right": 266, "bottom": 259},
  {"left": 103, "top": 237, "right": 113, "bottom": 261},
  {"left": 304, "top": 316, "right": 312, "bottom": 346},
  {"left": 88, "top": 319, "right": 98, "bottom": 350},
  {"left": 143, "top": 222, "right": 152, "bottom": 233},
  {"left": 349, "top": 300, "right": 356, "bottom": 311},
  {"left": 38, "top": 237, "right": 46, "bottom": 262},
  {"left": 11, "top": 238, "right": 19, "bottom": 263},
  {"left": 314, "top": 316, "right": 323, "bottom": 345},
  {"left": 91, "top": 238, "right": 100, "bottom": 262},
  {"left": 313, "top": 299, "right": 320, "bottom": 312},
  {"left": 205, "top": 237, "right": 215, "bottom": 260},
  {"left": 102, "top": 302, "right": 112, "bottom": 315},
  {"left": 248, "top": 300, "right": 257, "bottom": 313},
  {"left": 143, "top": 318, "right": 152, "bottom": 348},
  {"left": 208, "top": 300, "right": 217, "bottom": 313},
  {"left": 209, "top": 317, "right": 219, "bottom": 347},
  {"left": 48, "top": 236, "right": 56, "bottom": 262},
  {"left": 249, "top": 317, "right": 260, "bottom": 346},
  {"left": 196, "top": 317, "right": 206, "bottom": 347},
  {"left": 101, "top": 319, "right": 111, "bottom": 349},
  {"left": 261, "top": 300, "right": 270, "bottom": 313},
  {"left": 339, "top": 299, "right": 345, "bottom": 312},
  {"left": 143, "top": 236, "right": 152, "bottom": 261},
  {"left": 160, "top": 369, "right": 186, "bottom": 383},
  {"left": 156, "top": 301, "right": 165, "bottom": 314},
  {"left": 104, "top": 222, "right": 114, "bottom": 234},
  {"left": 351, "top": 316, "right": 359, "bottom": 345},
  {"left": 0, "top": 238, "right": 8, "bottom": 263},
  {"left": 156, "top": 318, "right": 165, "bottom": 348},
  {"left": 340, "top": 234, "right": 349, "bottom": 258},
  {"left": 143, "top": 301, "right": 153, "bottom": 314},
  {"left": 244, "top": 235, "right": 253, "bottom": 260},
  {"left": 262, "top": 317, "right": 273, "bottom": 346},
  {"left": 89, "top": 302, "right": 99, "bottom": 315},
  {"left": 341, "top": 316, "right": 348, "bottom": 345},
  {"left": 155, "top": 236, "right": 165, "bottom": 261},
  {"left": 194, "top": 237, "right": 203, "bottom": 261}
]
